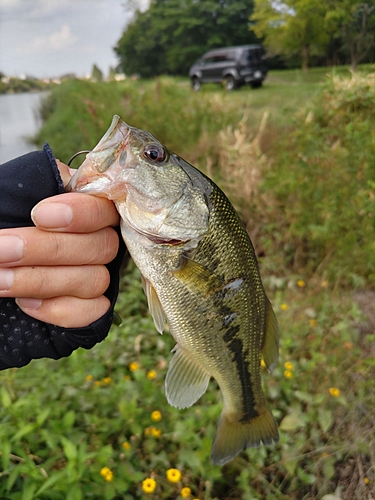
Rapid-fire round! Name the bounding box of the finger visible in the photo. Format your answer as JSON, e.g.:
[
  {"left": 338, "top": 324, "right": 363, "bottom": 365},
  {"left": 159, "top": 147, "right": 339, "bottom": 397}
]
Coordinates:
[
  {"left": 0, "top": 227, "right": 119, "bottom": 267},
  {"left": 16, "top": 295, "right": 111, "bottom": 328},
  {"left": 31, "top": 192, "right": 120, "bottom": 233},
  {"left": 55, "top": 160, "right": 76, "bottom": 186},
  {"left": 0, "top": 265, "right": 110, "bottom": 299}
]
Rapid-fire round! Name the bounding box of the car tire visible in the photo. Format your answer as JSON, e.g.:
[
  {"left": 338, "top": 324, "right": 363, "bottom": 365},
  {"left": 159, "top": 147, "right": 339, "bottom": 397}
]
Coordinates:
[
  {"left": 224, "top": 76, "right": 237, "bottom": 91},
  {"left": 250, "top": 80, "right": 263, "bottom": 89},
  {"left": 191, "top": 78, "right": 201, "bottom": 91}
]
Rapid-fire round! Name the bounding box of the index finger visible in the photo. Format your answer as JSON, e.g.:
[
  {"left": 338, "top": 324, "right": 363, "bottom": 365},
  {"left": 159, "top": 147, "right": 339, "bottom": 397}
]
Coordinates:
[{"left": 31, "top": 192, "right": 120, "bottom": 233}]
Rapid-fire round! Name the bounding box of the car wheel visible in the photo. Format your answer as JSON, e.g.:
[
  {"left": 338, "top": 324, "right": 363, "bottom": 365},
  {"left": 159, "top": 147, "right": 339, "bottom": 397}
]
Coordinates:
[
  {"left": 224, "top": 76, "right": 237, "bottom": 91},
  {"left": 250, "top": 80, "right": 263, "bottom": 89},
  {"left": 191, "top": 78, "right": 201, "bottom": 91}
]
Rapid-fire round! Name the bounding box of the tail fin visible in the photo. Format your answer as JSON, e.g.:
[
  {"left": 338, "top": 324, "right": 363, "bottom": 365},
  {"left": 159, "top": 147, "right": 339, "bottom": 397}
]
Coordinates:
[{"left": 211, "top": 402, "right": 279, "bottom": 466}]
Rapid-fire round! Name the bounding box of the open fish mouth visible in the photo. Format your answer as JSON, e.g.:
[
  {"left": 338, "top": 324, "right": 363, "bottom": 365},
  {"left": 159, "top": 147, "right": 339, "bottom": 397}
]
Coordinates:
[{"left": 66, "top": 115, "right": 131, "bottom": 194}]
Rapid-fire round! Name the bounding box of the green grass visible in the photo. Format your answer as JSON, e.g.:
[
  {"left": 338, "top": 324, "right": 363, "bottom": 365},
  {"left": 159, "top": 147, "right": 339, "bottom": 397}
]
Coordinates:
[{"left": 1, "top": 66, "right": 374, "bottom": 499}]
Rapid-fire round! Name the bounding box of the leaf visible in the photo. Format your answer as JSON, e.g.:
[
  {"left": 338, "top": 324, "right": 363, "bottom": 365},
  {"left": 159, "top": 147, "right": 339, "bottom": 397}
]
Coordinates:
[
  {"left": 11, "top": 423, "right": 37, "bottom": 442},
  {"left": 318, "top": 408, "right": 333, "bottom": 433},
  {"left": 36, "top": 408, "right": 51, "bottom": 426},
  {"left": 1, "top": 387, "right": 12, "bottom": 408},
  {"left": 35, "top": 471, "right": 66, "bottom": 496},
  {"left": 280, "top": 408, "right": 306, "bottom": 431},
  {"left": 1, "top": 440, "right": 11, "bottom": 471},
  {"left": 21, "top": 481, "right": 37, "bottom": 500},
  {"left": 62, "top": 410, "right": 76, "bottom": 430},
  {"left": 60, "top": 437, "right": 77, "bottom": 462},
  {"left": 297, "top": 468, "right": 316, "bottom": 485}
]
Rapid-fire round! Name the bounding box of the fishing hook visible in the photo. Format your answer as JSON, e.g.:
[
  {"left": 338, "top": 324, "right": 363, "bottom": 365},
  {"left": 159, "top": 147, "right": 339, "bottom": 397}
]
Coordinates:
[{"left": 67, "top": 150, "right": 91, "bottom": 167}]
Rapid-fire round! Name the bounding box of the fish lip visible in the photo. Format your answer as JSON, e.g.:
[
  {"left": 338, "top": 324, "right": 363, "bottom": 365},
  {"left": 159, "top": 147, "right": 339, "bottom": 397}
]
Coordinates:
[{"left": 125, "top": 215, "right": 190, "bottom": 247}]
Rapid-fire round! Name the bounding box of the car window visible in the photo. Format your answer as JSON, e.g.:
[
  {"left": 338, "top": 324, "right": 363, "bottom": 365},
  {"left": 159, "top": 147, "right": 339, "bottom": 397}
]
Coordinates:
[
  {"left": 203, "top": 52, "right": 236, "bottom": 64},
  {"left": 244, "top": 49, "right": 262, "bottom": 65}
]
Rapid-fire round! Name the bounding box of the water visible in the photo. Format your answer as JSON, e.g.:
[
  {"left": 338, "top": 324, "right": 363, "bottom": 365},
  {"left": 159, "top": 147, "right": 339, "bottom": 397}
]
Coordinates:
[{"left": 0, "top": 91, "right": 48, "bottom": 164}]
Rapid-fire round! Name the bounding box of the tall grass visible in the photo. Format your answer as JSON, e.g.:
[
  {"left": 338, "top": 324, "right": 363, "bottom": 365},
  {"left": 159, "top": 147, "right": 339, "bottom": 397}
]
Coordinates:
[{"left": 1, "top": 68, "right": 374, "bottom": 499}]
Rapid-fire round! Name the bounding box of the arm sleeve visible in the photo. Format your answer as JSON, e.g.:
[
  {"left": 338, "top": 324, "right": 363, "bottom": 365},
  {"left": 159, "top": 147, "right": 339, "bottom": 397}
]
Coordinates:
[{"left": 0, "top": 144, "right": 127, "bottom": 370}]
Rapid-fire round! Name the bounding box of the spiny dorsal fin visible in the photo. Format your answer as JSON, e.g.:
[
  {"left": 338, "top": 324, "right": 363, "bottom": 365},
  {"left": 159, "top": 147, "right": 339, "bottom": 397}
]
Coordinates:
[
  {"left": 165, "top": 344, "right": 211, "bottom": 408},
  {"left": 261, "top": 298, "right": 279, "bottom": 373},
  {"left": 141, "top": 276, "right": 166, "bottom": 334}
]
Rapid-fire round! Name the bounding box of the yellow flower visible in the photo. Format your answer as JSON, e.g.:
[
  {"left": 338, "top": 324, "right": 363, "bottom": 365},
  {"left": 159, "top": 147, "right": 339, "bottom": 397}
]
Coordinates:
[
  {"left": 151, "top": 410, "right": 162, "bottom": 422},
  {"left": 364, "top": 477, "right": 370, "bottom": 485},
  {"left": 147, "top": 370, "right": 157, "bottom": 380},
  {"left": 309, "top": 319, "right": 317, "bottom": 327},
  {"left": 103, "top": 377, "right": 112, "bottom": 385},
  {"left": 151, "top": 427, "right": 161, "bottom": 438},
  {"left": 85, "top": 374, "right": 93, "bottom": 382},
  {"left": 280, "top": 303, "right": 289, "bottom": 311},
  {"left": 284, "top": 361, "right": 294, "bottom": 371},
  {"left": 166, "top": 468, "right": 181, "bottom": 483},
  {"left": 129, "top": 361, "right": 140, "bottom": 372},
  {"left": 181, "top": 486, "right": 192, "bottom": 498},
  {"left": 94, "top": 380, "right": 102, "bottom": 388},
  {"left": 284, "top": 370, "right": 293, "bottom": 379},
  {"left": 142, "top": 478, "right": 157, "bottom": 494},
  {"left": 100, "top": 467, "right": 113, "bottom": 482},
  {"left": 122, "top": 441, "right": 131, "bottom": 450},
  {"left": 297, "top": 279, "right": 306, "bottom": 288},
  {"left": 329, "top": 387, "right": 341, "bottom": 397}
]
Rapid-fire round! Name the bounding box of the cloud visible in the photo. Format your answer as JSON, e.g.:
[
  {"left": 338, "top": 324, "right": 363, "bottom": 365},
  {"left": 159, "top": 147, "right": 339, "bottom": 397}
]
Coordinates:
[
  {"left": 31, "top": 24, "right": 78, "bottom": 52},
  {"left": 0, "top": 0, "right": 132, "bottom": 78}
]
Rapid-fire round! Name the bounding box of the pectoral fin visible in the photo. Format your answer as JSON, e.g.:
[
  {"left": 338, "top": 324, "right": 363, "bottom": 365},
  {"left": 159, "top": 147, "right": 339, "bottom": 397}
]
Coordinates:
[
  {"left": 165, "top": 344, "right": 211, "bottom": 408},
  {"left": 173, "top": 258, "right": 223, "bottom": 295},
  {"left": 261, "top": 298, "right": 279, "bottom": 373},
  {"left": 141, "top": 276, "right": 167, "bottom": 334}
]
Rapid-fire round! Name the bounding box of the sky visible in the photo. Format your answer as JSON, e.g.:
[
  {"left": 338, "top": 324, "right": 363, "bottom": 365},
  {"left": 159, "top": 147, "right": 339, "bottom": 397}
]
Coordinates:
[{"left": 0, "top": 0, "right": 146, "bottom": 79}]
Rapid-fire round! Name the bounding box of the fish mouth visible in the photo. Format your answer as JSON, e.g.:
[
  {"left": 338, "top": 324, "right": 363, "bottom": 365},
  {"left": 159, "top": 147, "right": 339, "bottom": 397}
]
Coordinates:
[{"left": 66, "top": 115, "right": 131, "bottom": 195}]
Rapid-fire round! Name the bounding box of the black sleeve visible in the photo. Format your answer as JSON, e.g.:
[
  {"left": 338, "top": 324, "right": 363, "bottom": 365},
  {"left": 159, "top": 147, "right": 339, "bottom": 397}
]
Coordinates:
[{"left": 0, "top": 144, "right": 127, "bottom": 370}]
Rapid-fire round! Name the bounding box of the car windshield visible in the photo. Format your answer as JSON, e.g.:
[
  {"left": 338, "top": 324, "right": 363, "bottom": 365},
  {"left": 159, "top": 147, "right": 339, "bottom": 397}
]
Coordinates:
[{"left": 245, "top": 48, "right": 263, "bottom": 64}]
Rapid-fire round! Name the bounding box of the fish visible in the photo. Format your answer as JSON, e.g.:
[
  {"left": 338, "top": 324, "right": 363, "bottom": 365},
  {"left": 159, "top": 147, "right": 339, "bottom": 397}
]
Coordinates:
[{"left": 67, "top": 115, "right": 279, "bottom": 465}]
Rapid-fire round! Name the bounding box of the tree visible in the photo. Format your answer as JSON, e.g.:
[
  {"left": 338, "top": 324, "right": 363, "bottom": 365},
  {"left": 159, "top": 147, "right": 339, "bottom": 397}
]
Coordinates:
[
  {"left": 91, "top": 64, "right": 103, "bottom": 82},
  {"left": 115, "top": 0, "right": 259, "bottom": 77},
  {"left": 250, "top": 0, "right": 330, "bottom": 71},
  {"left": 325, "top": 1, "right": 375, "bottom": 70}
]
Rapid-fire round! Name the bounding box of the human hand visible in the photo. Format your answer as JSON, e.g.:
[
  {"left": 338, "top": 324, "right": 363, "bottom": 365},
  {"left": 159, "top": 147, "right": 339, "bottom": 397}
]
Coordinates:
[{"left": 0, "top": 161, "right": 120, "bottom": 328}]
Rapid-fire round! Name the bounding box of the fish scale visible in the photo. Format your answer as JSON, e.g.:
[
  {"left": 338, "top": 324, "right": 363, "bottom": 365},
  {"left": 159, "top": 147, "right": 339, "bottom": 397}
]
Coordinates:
[{"left": 67, "top": 115, "right": 280, "bottom": 466}]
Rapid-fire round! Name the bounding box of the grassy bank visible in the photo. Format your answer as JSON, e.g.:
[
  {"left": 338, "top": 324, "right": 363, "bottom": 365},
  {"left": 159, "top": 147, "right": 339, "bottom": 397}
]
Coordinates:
[{"left": 1, "top": 67, "right": 374, "bottom": 499}]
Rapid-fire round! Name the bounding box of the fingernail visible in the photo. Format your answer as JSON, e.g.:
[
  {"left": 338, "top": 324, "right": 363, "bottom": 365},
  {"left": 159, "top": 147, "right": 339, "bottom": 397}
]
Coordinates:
[
  {"left": 0, "top": 269, "right": 14, "bottom": 290},
  {"left": 31, "top": 202, "right": 73, "bottom": 229},
  {"left": 0, "top": 235, "right": 24, "bottom": 263},
  {"left": 15, "top": 298, "right": 42, "bottom": 310}
]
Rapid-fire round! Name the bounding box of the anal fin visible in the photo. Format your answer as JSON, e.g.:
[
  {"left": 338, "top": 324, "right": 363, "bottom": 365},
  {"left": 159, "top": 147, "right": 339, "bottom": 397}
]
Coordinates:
[{"left": 165, "top": 344, "right": 211, "bottom": 408}]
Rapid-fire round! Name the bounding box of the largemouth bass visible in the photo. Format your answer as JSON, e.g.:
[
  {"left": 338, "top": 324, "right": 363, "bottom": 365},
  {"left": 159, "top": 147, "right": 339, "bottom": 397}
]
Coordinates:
[{"left": 67, "top": 115, "right": 279, "bottom": 465}]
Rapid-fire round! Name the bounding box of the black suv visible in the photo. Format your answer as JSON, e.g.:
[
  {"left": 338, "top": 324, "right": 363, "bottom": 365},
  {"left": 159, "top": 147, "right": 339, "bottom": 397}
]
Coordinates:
[{"left": 189, "top": 44, "right": 267, "bottom": 91}]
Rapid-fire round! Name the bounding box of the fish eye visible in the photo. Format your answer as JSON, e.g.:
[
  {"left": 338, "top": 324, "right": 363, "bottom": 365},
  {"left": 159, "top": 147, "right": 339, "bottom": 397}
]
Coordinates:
[{"left": 143, "top": 144, "right": 168, "bottom": 163}]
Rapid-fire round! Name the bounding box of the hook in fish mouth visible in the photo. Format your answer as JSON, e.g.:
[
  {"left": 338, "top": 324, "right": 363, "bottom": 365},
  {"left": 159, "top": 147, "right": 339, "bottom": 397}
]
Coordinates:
[{"left": 67, "top": 150, "right": 91, "bottom": 167}]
